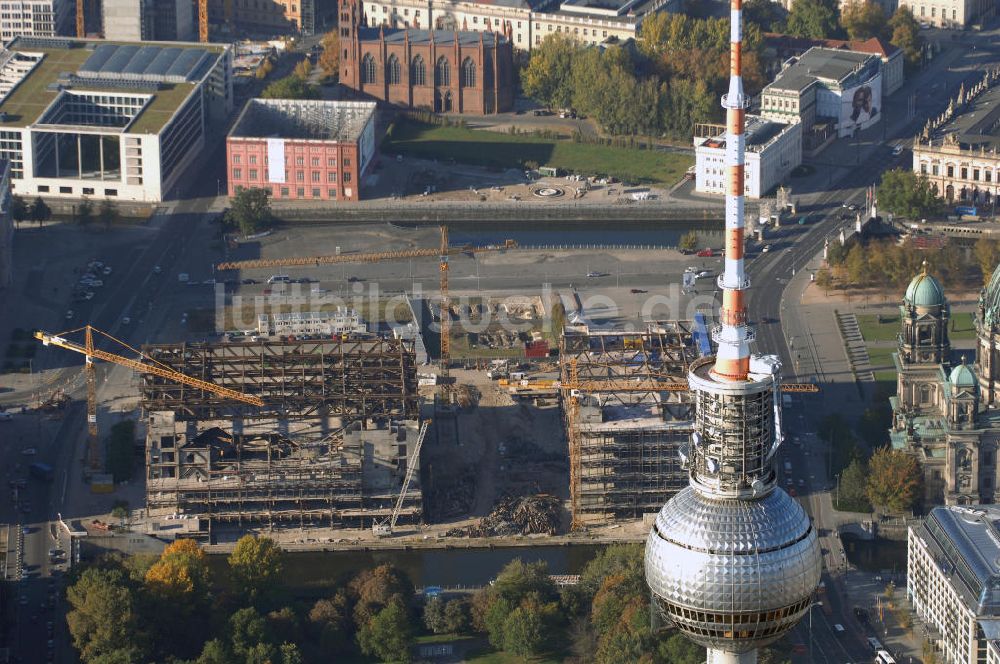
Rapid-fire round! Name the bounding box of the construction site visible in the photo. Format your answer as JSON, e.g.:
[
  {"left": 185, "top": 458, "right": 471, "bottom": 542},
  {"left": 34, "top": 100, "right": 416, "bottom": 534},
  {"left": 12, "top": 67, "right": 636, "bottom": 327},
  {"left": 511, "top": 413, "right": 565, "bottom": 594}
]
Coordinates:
[
  {"left": 135, "top": 336, "right": 422, "bottom": 537},
  {"left": 560, "top": 322, "right": 700, "bottom": 527}
]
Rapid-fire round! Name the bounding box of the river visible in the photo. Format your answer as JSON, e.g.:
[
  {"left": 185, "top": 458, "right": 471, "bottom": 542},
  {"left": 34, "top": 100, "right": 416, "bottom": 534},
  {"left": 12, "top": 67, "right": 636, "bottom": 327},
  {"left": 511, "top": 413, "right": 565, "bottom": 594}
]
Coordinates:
[{"left": 207, "top": 543, "right": 612, "bottom": 595}]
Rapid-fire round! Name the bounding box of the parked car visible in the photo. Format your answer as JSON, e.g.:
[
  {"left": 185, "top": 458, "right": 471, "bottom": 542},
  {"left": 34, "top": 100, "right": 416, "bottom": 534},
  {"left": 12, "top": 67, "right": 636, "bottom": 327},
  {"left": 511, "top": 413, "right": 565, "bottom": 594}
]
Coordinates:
[{"left": 696, "top": 248, "right": 714, "bottom": 257}]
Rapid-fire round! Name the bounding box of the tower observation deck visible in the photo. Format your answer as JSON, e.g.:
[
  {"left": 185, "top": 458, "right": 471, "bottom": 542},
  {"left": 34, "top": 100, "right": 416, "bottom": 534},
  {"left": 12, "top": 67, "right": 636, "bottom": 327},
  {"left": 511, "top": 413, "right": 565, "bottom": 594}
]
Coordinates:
[{"left": 642, "top": 0, "right": 822, "bottom": 659}]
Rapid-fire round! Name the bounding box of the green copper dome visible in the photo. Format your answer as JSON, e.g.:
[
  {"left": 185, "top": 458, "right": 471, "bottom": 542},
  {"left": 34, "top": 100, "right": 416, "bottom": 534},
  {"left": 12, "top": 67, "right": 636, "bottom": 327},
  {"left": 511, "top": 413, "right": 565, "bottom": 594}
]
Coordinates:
[
  {"left": 904, "top": 263, "right": 946, "bottom": 308},
  {"left": 950, "top": 362, "right": 976, "bottom": 389},
  {"left": 982, "top": 262, "right": 1000, "bottom": 327}
]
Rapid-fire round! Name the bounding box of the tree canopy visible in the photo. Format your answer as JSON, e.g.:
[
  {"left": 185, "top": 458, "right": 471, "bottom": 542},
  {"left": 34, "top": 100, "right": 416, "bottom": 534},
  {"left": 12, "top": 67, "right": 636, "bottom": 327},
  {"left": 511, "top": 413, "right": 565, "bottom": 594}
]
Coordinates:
[
  {"left": 224, "top": 187, "right": 274, "bottom": 237},
  {"left": 877, "top": 168, "right": 944, "bottom": 219},
  {"left": 787, "top": 0, "right": 840, "bottom": 39},
  {"left": 841, "top": 0, "right": 888, "bottom": 39},
  {"left": 228, "top": 535, "right": 285, "bottom": 606},
  {"left": 889, "top": 7, "right": 924, "bottom": 67},
  {"left": 261, "top": 74, "right": 319, "bottom": 100},
  {"left": 866, "top": 447, "right": 922, "bottom": 512}
]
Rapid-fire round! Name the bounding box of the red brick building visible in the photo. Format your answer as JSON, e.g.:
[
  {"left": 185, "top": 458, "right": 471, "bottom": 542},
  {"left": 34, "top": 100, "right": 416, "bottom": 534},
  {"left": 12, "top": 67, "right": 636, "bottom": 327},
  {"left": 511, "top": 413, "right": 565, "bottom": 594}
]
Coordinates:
[
  {"left": 338, "top": 0, "right": 514, "bottom": 114},
  {"left": 226, "top": 99, "right": 377, "bottom": 202}
]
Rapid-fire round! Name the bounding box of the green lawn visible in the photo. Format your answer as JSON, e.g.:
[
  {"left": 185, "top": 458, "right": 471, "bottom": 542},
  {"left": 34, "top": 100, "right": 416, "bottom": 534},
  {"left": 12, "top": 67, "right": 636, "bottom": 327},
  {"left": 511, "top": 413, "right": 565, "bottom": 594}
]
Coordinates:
[
  {"left": 466, "top": 648, "right": 562, "bottom": 664},
  {"left": 383, "top": 120, "right": 693, "bottom": 185},
  {"left": 857, "top": 311, "right": 977, "bottom": 342}
]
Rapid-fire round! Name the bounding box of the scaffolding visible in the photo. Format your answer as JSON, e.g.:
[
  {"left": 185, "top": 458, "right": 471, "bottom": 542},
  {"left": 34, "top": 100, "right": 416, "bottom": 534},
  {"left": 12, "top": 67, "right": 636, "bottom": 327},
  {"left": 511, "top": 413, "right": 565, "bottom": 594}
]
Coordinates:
[
  {"left": 560, "top": 323, "right": 697, "bottom": 527},
  {"left": 141, "top": 338, "right": 421, "bottom": 531}
]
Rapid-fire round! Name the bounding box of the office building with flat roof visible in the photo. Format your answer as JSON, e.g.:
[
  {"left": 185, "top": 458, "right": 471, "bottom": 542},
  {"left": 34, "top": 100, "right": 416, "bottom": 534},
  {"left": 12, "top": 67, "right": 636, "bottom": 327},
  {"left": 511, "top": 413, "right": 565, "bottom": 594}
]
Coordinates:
[
  {"left": 909, "top": 505, "right": 1000, "bottom": 664},
  {"left": 0, "top": 0, "right": 73, "bottom": 42},
  {"left": 694, "top": 116, "right": 802, "bottom": 199},
  {"left": 0, "top": 36, "right": 233, "bottom": 203},
  {"left": 226, "top": 99, "right": 377, "bottom": 202}
]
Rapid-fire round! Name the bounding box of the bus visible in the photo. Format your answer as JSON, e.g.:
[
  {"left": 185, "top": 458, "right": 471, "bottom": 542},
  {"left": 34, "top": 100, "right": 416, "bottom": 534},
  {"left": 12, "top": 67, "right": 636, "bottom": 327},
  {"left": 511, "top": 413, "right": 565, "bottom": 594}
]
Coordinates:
[{"left": 875, "top": 650, "right": 897, "bottom": 664}]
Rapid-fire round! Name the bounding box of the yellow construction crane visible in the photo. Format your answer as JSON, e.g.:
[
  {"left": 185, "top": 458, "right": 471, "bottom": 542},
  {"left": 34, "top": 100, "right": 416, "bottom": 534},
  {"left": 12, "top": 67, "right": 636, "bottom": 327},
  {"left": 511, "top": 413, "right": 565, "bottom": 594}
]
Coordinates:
[
  {"left": 215, "top": 227, "right": 517, "bottom": 379},
  {"left": 35, "top": 326, "right": 262, "bottom": 471},
  {"left": 560, "top": 359, "right": 820, "bottom": 394}
]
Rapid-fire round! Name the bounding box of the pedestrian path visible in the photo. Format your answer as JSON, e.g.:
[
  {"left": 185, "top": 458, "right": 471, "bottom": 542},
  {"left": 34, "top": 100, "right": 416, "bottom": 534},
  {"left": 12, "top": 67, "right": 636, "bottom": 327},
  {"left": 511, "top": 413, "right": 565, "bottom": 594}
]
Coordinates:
[{"left": 835, "top": 311, "right": 875, "bottom": 383}]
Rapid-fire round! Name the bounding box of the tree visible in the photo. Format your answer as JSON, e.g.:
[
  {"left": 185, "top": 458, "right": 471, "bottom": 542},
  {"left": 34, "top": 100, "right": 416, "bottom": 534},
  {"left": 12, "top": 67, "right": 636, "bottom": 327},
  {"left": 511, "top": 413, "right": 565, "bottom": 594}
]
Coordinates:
[
  {"left": 77, "top": 198, "right": 94, "bottom": 229},
  {"left": 889, "top": 7, "right": 923, "bottom": 68},
  {"left": 357, "top": 597, "right": 414, "bottom": 663},
  {"left": 840, "top": 0, "right": 887, "bottom": 39},
  {"left": 679, "top": 230, "right": 699, "bottom": 253},
  {"left": 279, "top": 643, "right": 304, "bottom": 664},
  {"left": 196, "top": 639, "right": 236, "bottom": 664},
  {"left": 318, "top": 32, "right": 340, "bottom": 78},
  {"left": 974, "top": 238, "right": 1000, "bottom": 282},
  {"left": 309, "top": 590, "right": 353, "bottom": 652},
  {"left": 521, "top": 34, "right": 578, "bottom": 110},
  {"left": 786, "top": 0, "right": 840, "bottom": 39},
  {"left": 502, "top": 597, "right": 547, "bottom": 657},
  {"left": 423, "top": 596, "right": 448, "bottom": 634},
  {"left": 31, "top": 196, "right": 50, "bottom": 227},
  {"left": 837, "top": 457, "right": 872, "bottom": 511},
  {"left": 229, "top": 607, "right": 270, "bottom": 658},
  {"left": 877, "top": 168, "right": 943, "bottom": 219},
  {"left": 293, "top": 59, "right": 313, "bottom": 79},
  {"left": 145, "top": 538, "right": 210, "bottom": 601},
  {"left": 228, "top": 535, "right": 284, "bottom": 606},
  {"left": 66, "top": 568, "right": 143, "bottom": 662},
  {"left": 743, "top": 0, "right": 787, "bottom": 32},
  {"left": 106, "top": 420, "right": 136, "bottom": 483},
  {"left": 224, "top": 187, "right": 274, "bottom": 237},
  {"left": 245, "top": 643, "right": 278, "bottom": 664},
  {"left": 267, "top": 606, "right": 302, "bottom": 645},
  {"left": 443, "top": 598, "right": 471, "bottom": 633},
  {"left": 815, "top": 268, "right": 833, "bottom": 294},
  {"left": 866, "top": 446, "right": 922, "bottom": 513},
  {"left": 98, "top": 199, "right": 119, "bottom": 231},
  {"left": 550, "top": 300, "right": 566, "bottom": 335},
  {"left": 657, "top": 632, "right": 705, "bottom": 664},
  {"left": 10, "top": 194, "right": 26, "bottom": 227},
  {"left": 349, "top": 563, "right": 415, "bottom": 628},
  {"left": 261, "top": 75, "right": 319, "bottom": 100}
]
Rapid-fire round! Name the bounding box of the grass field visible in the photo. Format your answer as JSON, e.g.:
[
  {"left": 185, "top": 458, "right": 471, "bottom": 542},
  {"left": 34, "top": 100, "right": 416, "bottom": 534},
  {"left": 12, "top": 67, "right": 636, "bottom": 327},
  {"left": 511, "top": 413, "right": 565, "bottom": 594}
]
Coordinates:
[
  {"left": 866, "top": 345, "right": 898, "bottom": 383},
  {"left": 383, "top": 120, "right": 693, "bottom": 185},
  {"left": 857, "top": 311, "right": 977, "bottom": 342},
  {"left": 466, "top": 648, "right": 562, "bottom": 664}
]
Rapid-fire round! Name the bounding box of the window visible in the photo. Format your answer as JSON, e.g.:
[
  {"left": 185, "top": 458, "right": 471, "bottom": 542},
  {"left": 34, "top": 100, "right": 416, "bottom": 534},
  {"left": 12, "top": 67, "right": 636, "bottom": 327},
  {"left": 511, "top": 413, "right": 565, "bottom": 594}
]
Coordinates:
[
  {"left": 961, "top": 167, "right": 968, "bottom": 179},
  {"left": 249, "top": 155, "right": 257, "bottom": 164},
  {"left": 435, "top": 56, "right": 450, "bottom": 86},
  {"left": 38, "top": 185, "right": 49, "bottom": 192},
  {"left": 411, "top": 55, "right": 426, "bottom": 85},
  {"left": 312, "top": 188, "right": 321, "bottom": 198},
  {"left": 281, "top": 187, "right": 289, "bottom": 197},
  {"left": 233, "top": 168, "right": 242, "bottom": 179},
  {"left": 362, "top": 53, "right": 377, "bottom": 84},
  {"left": 988, "top": 171, "right": 993, "bottom": 183},
  {"left": 920, "top": 163, "right": 927, "bottom": 174},
  {"left": 296, "top": 171, "right": 305, "bottom": 182},
  {"left": 947, "top": 165, "right": 954, "bottom": 177},
  {"left": 328, "top": 158, "right": 336, "bottom": 167},
  {"left": 295, "top": 156, "right": 304, "bottom": 166},
  {"left": 328, "top": 171, "right": 338, "bottom": 182},
  {"left": 974, "top": 169, "right": 980, "bottom": 181},
  {"left": 249, "top": 169, "right": 258, "bottom": 180},
  {"left": 461, "top": 57, "right": 476, "bottom": 87},
  {"left": 344, "top": 172, "right": 352, "bottom": 182},
  {"left": 932, "top": 164, "right": 939, "bottom": 176},
  {"left": 311, "top": 157, "right": 320, "bottom": 167},
  {"left": 297, "top": 187, "right": 305, "bottom": 197},
  {"left": 233, "top": 154, "right": 241, "bottom": 164},
  {"left": 328, "top": 189, "right": 337, "bottom": 198},
  {"left": 344, "top": 158, "right": 351, "bottom": 166},
  {"left": 59, "top": 186, "right": 72, "bottom": 194},
  {"left": 473, "top": 16, "right": 478, "bottom": 23},
  {"left": 82, "top": 187, "right": 94, "bottom": 195},
  {"left": 104, "top": 189, "right": 117, "bottom": 196},
  {"left": 312, "top": 171, "right": 320, "bottom": 182},
  {"left": 387, "top": 54, "right": 401, "bottom": 85}
]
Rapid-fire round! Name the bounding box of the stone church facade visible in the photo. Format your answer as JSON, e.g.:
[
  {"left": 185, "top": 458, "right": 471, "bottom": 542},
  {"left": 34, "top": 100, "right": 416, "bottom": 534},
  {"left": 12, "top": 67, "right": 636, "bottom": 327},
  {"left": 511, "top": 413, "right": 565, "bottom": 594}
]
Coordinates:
[{"left": 338, "top": 0, "right": 514, "bottom": 114}]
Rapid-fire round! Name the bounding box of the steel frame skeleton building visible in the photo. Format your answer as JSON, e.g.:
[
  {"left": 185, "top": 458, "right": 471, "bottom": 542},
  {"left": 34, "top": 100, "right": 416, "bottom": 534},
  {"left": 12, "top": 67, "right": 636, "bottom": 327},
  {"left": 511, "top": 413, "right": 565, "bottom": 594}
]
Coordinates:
[{"left": 141, "top": 338, "right": 421, "bottom": 531}]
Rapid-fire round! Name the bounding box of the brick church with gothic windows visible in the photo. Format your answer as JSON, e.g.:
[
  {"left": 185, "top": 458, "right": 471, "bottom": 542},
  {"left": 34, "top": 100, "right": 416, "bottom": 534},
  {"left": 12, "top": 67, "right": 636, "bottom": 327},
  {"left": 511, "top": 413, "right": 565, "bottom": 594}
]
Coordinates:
[{"left": 338, "top": 0, "right": 514, "bottom": 114}]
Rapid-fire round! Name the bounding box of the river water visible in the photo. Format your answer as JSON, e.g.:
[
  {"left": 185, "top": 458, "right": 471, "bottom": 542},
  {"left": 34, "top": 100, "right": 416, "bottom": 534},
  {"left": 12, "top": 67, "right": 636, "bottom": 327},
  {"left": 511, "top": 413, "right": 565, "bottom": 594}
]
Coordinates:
[
  {"left": 842, "top": 535, "right": 908, "bottom": 574},
  {"left": 391, "top": 221, "right": 725, "bottom": 249},
  {"left": 208, "top": 543, "right": 611, "bottom": 594}
]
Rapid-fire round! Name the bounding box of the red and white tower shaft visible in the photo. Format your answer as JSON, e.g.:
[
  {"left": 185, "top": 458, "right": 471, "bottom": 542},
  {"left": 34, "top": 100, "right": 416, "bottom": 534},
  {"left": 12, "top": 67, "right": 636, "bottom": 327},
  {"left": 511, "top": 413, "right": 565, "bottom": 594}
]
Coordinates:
[{"left": 713, "top": 0, "right": 753, "bottom": 382}]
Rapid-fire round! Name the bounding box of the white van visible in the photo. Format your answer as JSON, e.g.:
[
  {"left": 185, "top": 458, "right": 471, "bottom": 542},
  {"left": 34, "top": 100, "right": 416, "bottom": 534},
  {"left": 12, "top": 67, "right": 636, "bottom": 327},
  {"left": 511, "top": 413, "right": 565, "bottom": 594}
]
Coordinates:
[{"left": 267, "top": 275, "right": 290, "bottom": 284}]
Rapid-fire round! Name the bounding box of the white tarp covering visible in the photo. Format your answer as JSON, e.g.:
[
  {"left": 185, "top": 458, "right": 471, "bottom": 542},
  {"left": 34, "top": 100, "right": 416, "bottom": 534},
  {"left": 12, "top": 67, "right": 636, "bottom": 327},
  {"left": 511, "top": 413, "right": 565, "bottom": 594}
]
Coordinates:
[{"left": 266, "top": 138, "right": 285, "bottom": 183}]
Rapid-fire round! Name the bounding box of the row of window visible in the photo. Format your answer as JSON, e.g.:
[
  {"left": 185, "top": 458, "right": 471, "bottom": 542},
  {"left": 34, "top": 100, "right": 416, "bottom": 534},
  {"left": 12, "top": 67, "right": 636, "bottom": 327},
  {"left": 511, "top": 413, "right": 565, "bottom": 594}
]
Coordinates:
[
  {"left": 232, "top": 154, "right": 352, "bottom": 168},
  {"left": 920, "top": 162, "right": 997, "bottom": 183},
  {"left": 239, "top": 185, "right": 341, "bottom": 199},
  {"left": 361, "top": 54, "right": 478, "bottom": 87},
  {"left": 233, "top": 168, "right": 351, "bottom": 184},
  {"left": 666, "top": 596, "right": 811, "bottom": 626},
  {"left": 916, "top": 5, "right": 958, "bottom": 19},
  {"left": 35, "top": 184, "right": 118, "bottom": 196}
]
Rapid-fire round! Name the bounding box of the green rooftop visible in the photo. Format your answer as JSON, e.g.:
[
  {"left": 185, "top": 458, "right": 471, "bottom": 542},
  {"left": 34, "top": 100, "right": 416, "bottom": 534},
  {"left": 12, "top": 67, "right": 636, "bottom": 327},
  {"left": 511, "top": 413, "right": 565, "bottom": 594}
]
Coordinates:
[{"left": 0, "top": 39, "right": 223, "bottom": 135}]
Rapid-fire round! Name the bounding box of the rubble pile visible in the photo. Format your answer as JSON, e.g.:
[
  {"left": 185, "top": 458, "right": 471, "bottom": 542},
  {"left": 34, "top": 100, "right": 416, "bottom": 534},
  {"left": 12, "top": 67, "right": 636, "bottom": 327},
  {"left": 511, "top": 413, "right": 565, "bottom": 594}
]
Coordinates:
[{"left": 454, "top": 494, "right": 561, "bottom": 537}]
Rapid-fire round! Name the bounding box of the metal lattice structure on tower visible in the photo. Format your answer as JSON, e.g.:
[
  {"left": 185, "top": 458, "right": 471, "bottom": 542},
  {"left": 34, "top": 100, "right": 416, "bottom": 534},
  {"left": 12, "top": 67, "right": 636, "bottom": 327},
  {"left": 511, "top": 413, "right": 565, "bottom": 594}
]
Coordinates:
[{"left": 643, "top": 0, "right": 822, "bottom": 660}]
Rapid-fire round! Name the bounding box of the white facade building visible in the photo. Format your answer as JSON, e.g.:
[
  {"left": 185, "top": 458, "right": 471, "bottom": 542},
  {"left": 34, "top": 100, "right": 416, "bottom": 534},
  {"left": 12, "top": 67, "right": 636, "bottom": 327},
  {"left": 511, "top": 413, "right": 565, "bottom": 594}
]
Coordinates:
[
  {"left": 258, "top": 309, "right": 369, "bottom": 336},
  {"left": 359, "top": 0, "right": 674, "bottom": 51},
  {"left": 897, "top": 0, "right": 993, "bottom": 27},
  {"left": 0, "top": 37, "right": 232, "bottom": 203},
  {"left": 694, "top": 116, "right": 802, "bottom": 199},
  {"left": 0, "top": 0, "right": 72, "bottom": 42},
  {"left": 908, "top": 505, "right": 1000, "bottom": 664},
  {"left": 102, "top": 0, "right": 195, "bottom": 42}
]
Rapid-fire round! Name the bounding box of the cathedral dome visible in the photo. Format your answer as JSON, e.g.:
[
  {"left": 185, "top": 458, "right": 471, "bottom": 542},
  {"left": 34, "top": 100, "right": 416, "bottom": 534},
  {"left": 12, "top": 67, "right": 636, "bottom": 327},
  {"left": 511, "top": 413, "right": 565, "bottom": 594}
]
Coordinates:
[
  {"left": 950, "top": 362, "right": 976, "bottom": 389},
  {"left": 904, "top": 263, "right": 946, "bottom": 308},
  {"left": 981, "top": 263, "right": 1000, "bottom": 328}
]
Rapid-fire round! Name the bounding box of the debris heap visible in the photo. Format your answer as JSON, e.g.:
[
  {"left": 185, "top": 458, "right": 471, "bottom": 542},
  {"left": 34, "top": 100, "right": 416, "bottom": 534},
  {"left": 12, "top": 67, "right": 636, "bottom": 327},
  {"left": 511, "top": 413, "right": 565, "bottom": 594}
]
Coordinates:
[{"left": 459, "top": 494, "right": 561, "bottom": 537}]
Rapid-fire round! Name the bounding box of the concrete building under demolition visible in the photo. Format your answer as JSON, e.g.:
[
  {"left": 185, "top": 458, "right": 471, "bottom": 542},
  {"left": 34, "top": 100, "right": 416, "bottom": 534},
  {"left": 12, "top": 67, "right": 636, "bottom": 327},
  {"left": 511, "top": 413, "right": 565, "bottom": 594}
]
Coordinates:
[
  {"left": 560, "top": 322, "right": 699, "bottom": 526},
  {"left": 140, "top": 337, "right": 420, "bottom": 534}
]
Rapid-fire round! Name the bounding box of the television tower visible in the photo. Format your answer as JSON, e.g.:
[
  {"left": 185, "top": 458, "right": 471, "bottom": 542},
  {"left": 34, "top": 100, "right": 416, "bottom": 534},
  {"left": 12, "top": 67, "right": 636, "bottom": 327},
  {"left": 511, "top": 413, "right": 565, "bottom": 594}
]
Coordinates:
[{"left": 643, "top": 0, "right": 822, "bottom": 659}]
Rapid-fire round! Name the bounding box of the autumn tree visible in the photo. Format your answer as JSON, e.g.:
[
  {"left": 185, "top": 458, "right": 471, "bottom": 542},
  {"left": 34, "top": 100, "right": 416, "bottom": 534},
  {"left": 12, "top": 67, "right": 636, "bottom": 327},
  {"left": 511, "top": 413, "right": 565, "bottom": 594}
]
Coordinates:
[
  {"left": 787, "top": 0, "right": 840, "bottom": 39},
  {"left": 145, "top": 538, "right": 210, "bottom": 600},
  {"left": 840, "top": 0, "right": 888, "bottom": 39},
  {"left": 228, "top": 535, "right": 285, "bottom": 607},
  {"left": 679, "top": 230, "right": 699, "bottom": 253},
  {"left": 974, "top": 238, "right": 1000, "bottom": 283},
  {"left": 521, "top": 33, "right": 578, "bottom": 110},
  {"left": 866, "top": 447, "right": 922, "bottom": 513},
  {"left": 261, "top": 74, "right": 319, "bottom": 100},
  {"left": 356, "top": 597, "right": 415, "bottom": 663},
  {"left": 318, "top": 31, "right": 340, "bottom": 78},
  {"left": 293, "top": 59, "right": 313, "bottom": 80},
  {"left": 349, "top": 563, "right": 415, "bottom": 628},
  {"left": 889, "top": 6, "right": 924, "bottom": 68}
]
